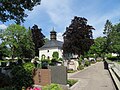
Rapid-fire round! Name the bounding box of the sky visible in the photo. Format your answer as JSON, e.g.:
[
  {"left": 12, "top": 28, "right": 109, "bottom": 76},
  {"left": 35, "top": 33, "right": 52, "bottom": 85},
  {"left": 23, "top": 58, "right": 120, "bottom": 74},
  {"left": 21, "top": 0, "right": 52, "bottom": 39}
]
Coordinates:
[{"left": 0, "top": 0, "right": 120, "bottom": 41}]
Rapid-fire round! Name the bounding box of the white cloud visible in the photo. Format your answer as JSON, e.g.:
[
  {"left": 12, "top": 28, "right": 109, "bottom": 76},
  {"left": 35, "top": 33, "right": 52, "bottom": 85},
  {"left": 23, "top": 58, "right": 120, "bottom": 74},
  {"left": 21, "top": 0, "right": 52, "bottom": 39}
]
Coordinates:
[
  {"left": 0, "top": 24, "right": 7, "bottom": 29},
  {"left": 41, "top": 0, "right": 73, "bottom": 26},
  {"left": 57, "top": 32, "right": 63, "bottom": 42}
]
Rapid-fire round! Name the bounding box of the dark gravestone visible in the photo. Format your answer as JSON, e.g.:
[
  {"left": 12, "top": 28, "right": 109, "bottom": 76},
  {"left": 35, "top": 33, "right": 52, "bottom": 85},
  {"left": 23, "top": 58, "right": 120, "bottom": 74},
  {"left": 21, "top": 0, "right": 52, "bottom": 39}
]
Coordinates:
[{"left": 49, "top": 66, "right": 67, "bottom": 85}]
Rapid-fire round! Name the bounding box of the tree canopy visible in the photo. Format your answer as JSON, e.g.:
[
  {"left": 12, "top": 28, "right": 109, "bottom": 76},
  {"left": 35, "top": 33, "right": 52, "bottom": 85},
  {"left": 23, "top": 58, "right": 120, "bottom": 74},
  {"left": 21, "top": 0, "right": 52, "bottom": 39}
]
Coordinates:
[
  {"left": 63, "top": 16, "right": 95, "bottom": 57},
  {"left": 103, "top": 20, "right": 113, "bottom": 53},
  {"left": 31, "top": 25, "right": 45, "bottom": 56},
  {"left": 1, "top": 24, "right": 35, "bottom": 59},
  {"left": 0, "top": 0, "right": 41, "bottom": 24},
  {"left": 102, "top": 20, "right": 120, "bottom": 58},
  {"left": 87, "top": 37, "right": 106, "bottom": 58},
  {"left": 110, "top": 23, "right": 120, "bottom": 56}
]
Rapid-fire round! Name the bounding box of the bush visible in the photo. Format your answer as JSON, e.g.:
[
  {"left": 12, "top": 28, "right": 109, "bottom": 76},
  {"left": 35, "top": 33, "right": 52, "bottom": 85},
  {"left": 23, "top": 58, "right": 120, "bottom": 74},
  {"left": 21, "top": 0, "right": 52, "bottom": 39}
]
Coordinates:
[
  {"left": 0, "top": 87, "right": 16, "bottom": 90},
  {"left": 77, "top": 65, "right": 84, "bottom": 70},
  {"left": 107, "top": 56, "right": 118, "bottom": 61},
  {"left": 42, "top": 83, "right": 62, "bottom": 90},
  {"left": 84, "top": 60, "right": 91, "bottom": 67},
  {"left": 67, "top": 69, "right": 76, "bottom": 73},
  {"left": 96, "top": 59, "right": 101, "bottom": 62},
  {"left": 11, "top": 63, "right": 35, "bottom": 90},
  {"left": 67, "top": 79, "right": 78, "bottom": 87},
  {"left": 0, "top": 73, "right": 12, "bottom": 88}
]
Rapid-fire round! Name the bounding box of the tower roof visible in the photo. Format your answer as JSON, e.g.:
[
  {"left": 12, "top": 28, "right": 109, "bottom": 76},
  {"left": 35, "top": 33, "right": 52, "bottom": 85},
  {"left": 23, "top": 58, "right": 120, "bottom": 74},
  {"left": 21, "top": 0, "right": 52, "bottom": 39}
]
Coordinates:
[{"left": 39, "top": 30, "right": 63, "bottom": 50}]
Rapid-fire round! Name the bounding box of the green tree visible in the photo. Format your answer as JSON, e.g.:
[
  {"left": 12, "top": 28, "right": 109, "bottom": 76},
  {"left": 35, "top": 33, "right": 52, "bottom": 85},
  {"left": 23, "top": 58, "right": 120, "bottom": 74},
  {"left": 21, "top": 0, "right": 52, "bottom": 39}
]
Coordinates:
[
  {"left": 110, "top": 23, "right": 120, "bottom": 57},
  {"left": 63, "top": 16, "right": 95, "bottom": 57},
  {"left": 19, "top": 29, "right": 35, "bottom": 59},
  {"left": 31, "top": 25, "right": 45, "bottom": 56},
  {"left": 1, "top": 24, "right": 35, "bottom": 59},
  {"left": 0, "top": 0, "right": 41, "bottom": 24},
  {"left": 87, "top": 37, "right": 106, "bottom": 59},
  {"left": 103, "top": 20, "right": 113, "bottom": 53},
  {"left": 52, "top": 51, "right": 59, "bottom": 60}
]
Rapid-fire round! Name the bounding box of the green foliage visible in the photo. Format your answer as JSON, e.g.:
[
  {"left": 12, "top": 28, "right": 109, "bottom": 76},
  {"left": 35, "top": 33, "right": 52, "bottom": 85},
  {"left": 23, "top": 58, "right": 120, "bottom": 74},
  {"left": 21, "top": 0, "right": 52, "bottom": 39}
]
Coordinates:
[
  {"left": 77, "top": 65, "right": 84, "bottom": 70},
  {"left": 52, "top": 51, "right": 59, "bottom": 60},
  {"left": 1, "top": 24, "right": 35, "bottom": 59},
  {"left": 59, "top": 58, "right": 63, "bottom": 61},
  {"left": 67, "top": 79, "right": 78, "bottom": 87},
  {"left": 11, "top": 63, "right": 35, "bottom": 90},
  {"left": 102, "top": 20, "right": 120, "bottom": 57},
  {"left": 0, "top": 73, "right": 12, "bottom": 88},
  {"left": 0, "top": 44, "right": 9, "bottom": 59},
  {"left": 67, "top": 69, "right": 76, "bottom": 73},
  {"left": 108, "top": 56, "right": 118, "bottom": 61},
  {"left": 78, "top": 56, "right": 83, "bottom": 65},
  {"left": 110, "top": 23, "right": 120, "bottom": 56},
  {"left": 42, "top": 83, "right": 62, "bottom": 90},
  {"left": 63, "top": 16, "right": 94, "bottom": 57},
  {"left": 0, "top": 0, "right": 41, "bottom": 24},
  {"left": 88, "top": 37, "right": 106, "bottom": 58},
  {"left": 84, "top": 60, "right": 91, "bottom": 67},
  {"left": 0, "top": 87, "right": 16, "bottom": 90},
  {"left": 23, "top": 63, "right": 35, "bottom": 73}
]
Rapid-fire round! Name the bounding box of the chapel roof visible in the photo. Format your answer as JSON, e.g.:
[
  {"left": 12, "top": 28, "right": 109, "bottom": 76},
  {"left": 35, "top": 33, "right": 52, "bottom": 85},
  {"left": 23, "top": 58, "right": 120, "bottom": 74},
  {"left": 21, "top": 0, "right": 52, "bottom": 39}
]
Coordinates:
[{"left": 40, "top": 40, "right": 63, "bottom": 50}]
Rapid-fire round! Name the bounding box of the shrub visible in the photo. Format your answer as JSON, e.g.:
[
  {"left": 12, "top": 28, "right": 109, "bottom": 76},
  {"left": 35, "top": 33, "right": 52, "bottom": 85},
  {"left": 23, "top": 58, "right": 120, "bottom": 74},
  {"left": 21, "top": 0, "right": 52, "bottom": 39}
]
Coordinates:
[
  {"left": 67, "top": 69, "right": 76, "bottom": 73},
  {"left": 96, "top": 59, "right": 101, "bottom": 62},
  {"left": 0, "top": 73, "right": 12, "bottom": 87},
  {"left": 107, "top": 56, "right": 118, "bottom": 61},
  {"left": 11, "top": 63, "right": 35, "bottom": 90},
  {"left": 0, "top": 87, "right": 16, "bottom": 90},
  {"left": 42, "top": 83, "right": 62, "bottom": 90},
  {"left": 84, "top": 60, "right": 91, "bottom": 67},
  {"left": 67, "top": 79, "right": 78, "bottom": 87},
  {"left": 77, "top": 65, "right": 84, "bottom": 70}
]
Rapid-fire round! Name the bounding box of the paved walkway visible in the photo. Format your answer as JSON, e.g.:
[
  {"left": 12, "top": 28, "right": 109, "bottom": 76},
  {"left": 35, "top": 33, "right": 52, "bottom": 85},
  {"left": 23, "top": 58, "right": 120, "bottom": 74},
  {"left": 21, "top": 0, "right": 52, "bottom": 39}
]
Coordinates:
[{"left": 68, "top": 62, "right": 116, "bottom": 90}]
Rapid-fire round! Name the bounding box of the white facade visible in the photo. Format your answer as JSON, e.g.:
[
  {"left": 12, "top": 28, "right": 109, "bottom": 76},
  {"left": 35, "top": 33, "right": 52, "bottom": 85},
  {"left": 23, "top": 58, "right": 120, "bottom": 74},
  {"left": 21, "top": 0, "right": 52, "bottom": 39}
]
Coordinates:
[{"left": 39, "top": 47, "right": 63, "bottom": 60}]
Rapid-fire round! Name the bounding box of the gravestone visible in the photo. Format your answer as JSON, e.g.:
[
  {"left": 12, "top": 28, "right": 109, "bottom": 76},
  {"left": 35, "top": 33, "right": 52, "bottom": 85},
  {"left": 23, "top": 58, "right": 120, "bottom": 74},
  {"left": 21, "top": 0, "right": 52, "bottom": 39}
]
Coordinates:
[
  {"left": 33, "top": 69, "right": 51, "bottom": 86},
  {"left": 49, "top": 66, "right": 67, "bottom": 85}
]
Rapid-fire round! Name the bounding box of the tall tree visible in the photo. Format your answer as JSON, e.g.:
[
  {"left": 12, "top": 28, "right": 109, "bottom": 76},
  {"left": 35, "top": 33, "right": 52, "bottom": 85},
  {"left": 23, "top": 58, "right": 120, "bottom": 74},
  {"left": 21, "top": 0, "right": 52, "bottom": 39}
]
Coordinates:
[
  {"left": 1, "top": 24, "right": 35, "bottom": 59},
  {"left": 110, "top": 23, "right": 120, "bottom": 57},
  {"left": 63, "top": 16, "right": 95, "bottom": 57},
  {"left": 103, "top": 20, "right": 113, "bottom": 53},
  {"left": 0, "top": 0, "right": 41, "bottom": 24},
  {"left": 31, "top": 25, "right": 45, "bottom": 56}
]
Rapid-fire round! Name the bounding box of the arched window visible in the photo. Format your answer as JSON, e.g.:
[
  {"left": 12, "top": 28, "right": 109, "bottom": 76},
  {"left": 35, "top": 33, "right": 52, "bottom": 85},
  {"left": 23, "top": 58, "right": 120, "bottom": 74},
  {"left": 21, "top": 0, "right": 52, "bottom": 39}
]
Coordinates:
[{"left": 41, "top": 54, "right": 46, "bottom": 60}]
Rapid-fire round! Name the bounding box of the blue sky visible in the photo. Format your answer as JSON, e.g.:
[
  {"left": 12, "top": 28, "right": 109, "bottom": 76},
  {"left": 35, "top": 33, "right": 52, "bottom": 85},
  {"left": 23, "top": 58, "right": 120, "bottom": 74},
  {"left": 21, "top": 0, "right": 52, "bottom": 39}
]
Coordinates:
[{"left": 0, "top": 0, "right": 120, "bottom": 41}]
